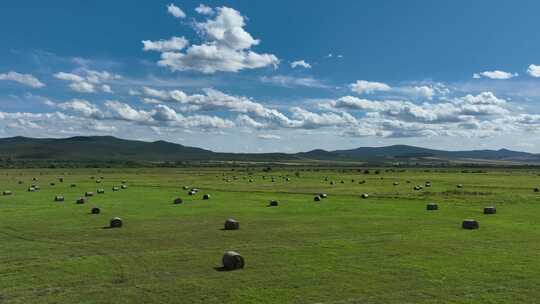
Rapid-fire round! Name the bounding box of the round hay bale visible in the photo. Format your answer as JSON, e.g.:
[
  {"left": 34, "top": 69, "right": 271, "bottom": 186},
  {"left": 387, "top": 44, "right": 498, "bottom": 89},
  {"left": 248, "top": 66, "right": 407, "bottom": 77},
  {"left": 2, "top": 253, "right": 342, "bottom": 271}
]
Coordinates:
[
  {"left": 173, "top": 198, "right": 183, "bottom": 204},
  {"left": 121, "top": 185, "right": 127, "bottom": 189},
  {"left": 58, "top": 177, "right": 64, "bottom": 183},
  {"left": 483, "top": 206, "right": 496, "bottom": 214},
  {"left": 224, "top": 218, "right": 239, "bottom": 230},
  {"left": 462, "top": 219, "right": 479, "bottom": 230},
  {"left": 91, "top": 207, "right": 101, "bottom": 214},
  {"left": 359, "top": 180, "right": 366, "bottom": 184},
  {"left": 34, "top": 185, "right": 40, "bottom": 191},
  {"left": 249, "top": 179, "right": 253, "bottom": 183},
  {"left": 457, "top": 184, "right": 463, "bottom": 188},
  {"left": 534, "top": 187, "right": 539, "bottom": 193},
  {"left": 70, "top": 184, "right": 77, "bottom": 188},
  {"left": 122, "top": 180, "right": 127, "bottom": 184},
  {"left": 97, "top": 189, "right": 105, "bottom": 194},
  {"left": 330, "top": 181, "right": 335, "bottom": 185},
  {"left": 18, "top": 181, "right": 23, "bottom": 185},
  {"left": 50, "top": 182, "right": 55, "bottom": 186},
  {"left": 393, "top": 182, "right": 399, "bottom": 186},
  {"left": 361, "top": 193, "right": 369, "bottom": 199},
  {"left": 425, "top": 181, "right": 432, "bottom": 187},
  {"left": 76, "top": 198, "right": 86, "bottom": 204},
  {"left": 85, "top": 191, "right": 94, "bottom": 197},
  {"left": 286, "top": 177, "right": 290, "bottom": 182},
  {"left": 3, "top": 190, "right": 12, "bottom": 196},
  {"left": 340, "top": 180, "right": 345, "bottom": 184},
  {"left": 319, "top": 193, "right": 328, "bottom": 199},
  {"left": 32, "top": 177, "right": 37, "bottom": 181},
  {"left": 188, "top": 190, "right": 196, "bottom": 196},
  {"left": 54, "top": 195, "right": 64, "bottom": 202},
  {"left": 426, "top": 203, "right": 438, "bottom": 211},
  {"left": 109, "top": 217, "right": 123, "bottom": 228},
  {"left": 96, "top": 180, "right": 102, "bottom": 184},
  {"left": 203, "top": 194, "right": 210, "bottom": 200},
  {"left": 268, "top": 200, "right": 279, "bottom": 207},
  {"left": 314, "top": 196, "right": 321, "bottom": 202},
  {"left": 27, "top": 187, "right": 35, "bottom": 192},
  {"left": 222, "top": 251, "right": 244, "bottom": 270},
  {"left": 112, "top": 186, "right": 119, "bottom": 191}
]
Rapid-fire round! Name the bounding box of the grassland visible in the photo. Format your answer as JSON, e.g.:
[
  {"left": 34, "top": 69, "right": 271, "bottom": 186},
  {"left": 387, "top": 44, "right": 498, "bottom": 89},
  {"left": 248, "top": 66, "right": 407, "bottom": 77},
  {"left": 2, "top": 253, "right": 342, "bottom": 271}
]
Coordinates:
[{"left": 1, "top": 167, "right": 540, "bottom": 303}]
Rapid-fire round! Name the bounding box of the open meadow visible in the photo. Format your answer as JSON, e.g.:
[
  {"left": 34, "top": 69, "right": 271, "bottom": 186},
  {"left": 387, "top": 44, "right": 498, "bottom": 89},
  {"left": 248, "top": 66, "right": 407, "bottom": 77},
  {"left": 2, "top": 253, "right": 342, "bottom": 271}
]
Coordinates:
[{"left": 1, "top": 167, "right": 540, "bottom": 303}]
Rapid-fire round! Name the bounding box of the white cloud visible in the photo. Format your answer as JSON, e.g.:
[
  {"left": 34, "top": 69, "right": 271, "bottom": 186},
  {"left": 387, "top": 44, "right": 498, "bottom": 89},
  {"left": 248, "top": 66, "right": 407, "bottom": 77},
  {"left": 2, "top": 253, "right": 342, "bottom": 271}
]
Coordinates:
[
  {"left": 195, "top": 4, "right": 214, "bottom": 15},
  {"left": 142, "top": 36, "right": 188, "bottom": 52},
  {"left": 257, "top": 134, "right": 281, "bottom": 140},
  {"left": 527, "top": 64, "right": 540, "bottom": 77},
  {"left": 260, "top": 75, "right": 328, "bottom": 88},
  {"left": 0, "top": 71, "right": 45, "bottom": 88},
  {"left": 473, "top": 70, "right": 517, "bottom": 80},
  {"left": 54, "top": 69, "right": 120, "bottom": 94},
  {"left": 290, "top": 60, "right": 311, "bottom": 69},
  {"left": 350, "top": 80, "right": 391, "bottom": 94},
  {"left": 146, "top": 6, "right": 279, "bottom": 73},
  {"left": 167, "top": 3, "right": 186, "bottom": 18}
]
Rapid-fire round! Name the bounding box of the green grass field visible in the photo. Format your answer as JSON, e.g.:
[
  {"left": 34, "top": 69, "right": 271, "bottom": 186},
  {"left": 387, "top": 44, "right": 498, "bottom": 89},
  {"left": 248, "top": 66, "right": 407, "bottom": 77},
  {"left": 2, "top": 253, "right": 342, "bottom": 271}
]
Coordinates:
[{"left": 1, "top": 167, "right": 540, "bottom": 303}]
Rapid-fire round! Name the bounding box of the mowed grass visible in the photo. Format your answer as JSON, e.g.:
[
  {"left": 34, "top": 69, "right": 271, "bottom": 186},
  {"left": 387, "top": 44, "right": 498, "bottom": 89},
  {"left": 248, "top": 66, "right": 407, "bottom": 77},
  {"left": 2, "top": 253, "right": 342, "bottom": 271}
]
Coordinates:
[{"left": 1, "top": 168, "right": 540, "bottom": 303}]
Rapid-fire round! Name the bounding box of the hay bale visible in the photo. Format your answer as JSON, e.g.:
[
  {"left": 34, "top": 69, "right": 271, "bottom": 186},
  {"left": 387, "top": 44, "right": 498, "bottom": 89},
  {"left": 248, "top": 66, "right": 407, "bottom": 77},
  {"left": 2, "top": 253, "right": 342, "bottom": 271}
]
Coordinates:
[
  {"left": 359, "top": 180, "right": 366, "bottom": 184},
  {"left": 112, "top": 186, "right": 120, "bottom": 191},
  {"left": 534, "top": 187, "right": 539, "bottom": 193},
  {"left": 483, "top": 206, "right": 496, "bottom": 214},
  {"left": 97, "top": 189, "right": 105, "bottom": 194},
  {"left": 109, "top": 217, "right": 123, "bottom": 228},
  {"left": 54, "top": 195, "right": 64, "bottom": 202},
  {"left": 17, "top": 181, "right": 23, "bottom": 185},
  {"left": 121, "top": 185, "right": 127, "bottom": 189},
  {"left": 183, "top": 186, "right": 189, "bottom": 190},
  {"left": 203, "top": 194, "right": 210, "bottom": 200},
  {"left": 188, "top": 190, "right": 196, "bottom": 196},
  {"left": 58, "top": 177, "right": 64, "bottom": 183},
  {"left": 173, "top": 198, "right": 183, "bottom": 204},
  {"left": 361, "top": 193, "right": 369, "bottom": 199},
  {"left": 462, "top": 219, "right": 479, "bottom": 229},
  {"left": 426, "top": 203, "right": 438, "bottom": 211},
  {"left": 96, "top": 180, "right": 102, "bottom": 184},
  {"left": 425, "top": 181, "right": 432, "bottom": 187},
  {"left": 121, "top": 180, "right": 127, "bottom": 184},
  {"left": 50, "top": 182, "right": 55, "bottom": 186},
  {"left": 393, "top": 182, "right": 399, "bottom": 186},
  {"left": 222, "top": 251, "right": 244, "bottom": 270},
  {"left": 330, "top": 181, "right": 335, "bottom": 185},
  {"left": 268, "top": 200, "right": 279, "bottom": 207},
  {"left": 34, "top": 185, "right": 40, "bottom": 191},
  {"left": 3, "top": 190, "right": 12, "bottom": 196},
  {"left": 85, "top": 191, "right": 94, "bottom": 197},
  {"left": 76, "top": 198, "right": 86, "bottom": 204},
  {"left": 340, "top": 180, "right": 345, "bottom": 184},
  {"left": 70, "top": 184, "right": 77, "bottom": 188},
  {"left": 314, "top": 196, "right": 321, "bottom": 202},
  {"left": 457, "top": 184, "right": 463, "bottom": 188},
  {"left": 91, "top": 207, "right": 101, "bottom": 214},
  {"left": 318, "top": 193, "right": 328, "bottom": 199},
  {"left": 224, "top": 218, "right": 239, "bottom": 230},
  {"left": 27, "top": 187, "right": 35, "bottom": 192}
]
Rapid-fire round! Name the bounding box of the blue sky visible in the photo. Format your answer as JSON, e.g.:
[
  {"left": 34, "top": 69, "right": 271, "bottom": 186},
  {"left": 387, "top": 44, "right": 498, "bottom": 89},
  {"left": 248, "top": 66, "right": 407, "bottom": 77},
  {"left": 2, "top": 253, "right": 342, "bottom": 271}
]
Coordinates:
[{"left": 2, "top": 1, "right": 540, "bottom": 152}]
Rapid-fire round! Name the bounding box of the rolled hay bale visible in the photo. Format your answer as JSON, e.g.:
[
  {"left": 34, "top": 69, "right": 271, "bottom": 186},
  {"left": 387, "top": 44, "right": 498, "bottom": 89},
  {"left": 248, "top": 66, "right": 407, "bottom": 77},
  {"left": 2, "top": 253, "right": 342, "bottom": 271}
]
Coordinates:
[
  {"left": 462, "top": 219, "right": 479, "bottom": 230},
  {"left": 425, "top": 181, "right": 432, "bottom": 187},
  {"left": 182, "top": 185, "right": 189, "bottom": 190},
  {"left": 97, "top": 189, "right": 105, "bottom": 194},
  {"left": 121, "top": 180, "right": 127, "bottom": 184},
  {"left": 18, "top": 181, "right": 23, "bottom": 185},
  {"left": 361, "top": 193, "right": 369, "bottom": 199},
  {"left": 483, "top": 206, "right": 497, "bottom": 214},
  {"left": 318, "top": 193, "right": 328, "bottom": 199},
  {"left": 203, "top": 194, "right": 211, "bottom": 200},
  {"left": 85, "top": 191, "right": 94, "bottom": 197},
  {"left": 286, "top": 177, "right": 290, "bottom": 182},
  {"left": 121, "top": 185, "right": 127, "bottom": 189},
  {"left": 32, "top": 177, "right": 38, "bottom": 181},
  {"left": 27, "top": 187, "right": 35, "bottom": 192},
  {"left": 96, "top": 180, "right": 102, "bottom": 184},
  {"left": 54, "top": 195, "right": 64, "bottom": 202},
  {"left": 271, "top": 178, "right": 276, "bottom": 182},
  {"left": 414, "top": 185, "right": 423, "bottom": 191},
  {"left": 173, "top": 197, "right": 183, "bottom": 204},
  {"left": 222, "top": 251, "right": 245, "bottom": 270},
  {"left": 359, "top": 180, "right": 366, "bottom": 184},
  {"left": 3, "top": 190, "right": 12, "bottom": 196},
  {"left": 534, "top": 187, "right": 539, "bottom": 193},
  {"left": 91, "top": 207, "right": 101, "bottom": 214},
  {"left": 249, "top": 179, "right": 253, "bottom": 183},
  {"left": 340, "top": 180, "right": 345, "bottom": 184},
  {"left": 34, "top": 185, "right": 40, "bottom": 191},
  {"left": 188, "top": 190, "right": 196, "bottom": 196},
  {"left": 330, "top": 181, "right": 335, "bottom": 185},
  {"left": 314, "top": 196, "right": 321, "bottom": 202},
  {"left": 58, "top": 177, "right": 64, "bottom": 183},
  {"left": 393, "top": 182, "right": 399, "bottom": 186},
  {"left": 76, "top": 198, "right": 86, "bottom": 204},
  {"left": 50, "top": 182, "right": 55, "bottom": 186},
  {"left": 268, "top": 200, "right": 279, "bottom": 207},
  {"left": 109, "top": 217, "right": 123, "bottom": 228},
  {"left": 224, "top": 218, "right": 240, "bottom": 230},
  {"left": 191, "top": 188, "right": 199, "bottom": 193},
  {"left": 70, "top": 184, "right": 77, "bottom": 188},
  {"left": 457, "top": 184, "right": 463, "bottom": 188},
  {"left": 112, "top": 186, "right": 120, "bottom": 191},
  {"left": 426, "top": 203, "right": 438, "bottom": 211}
]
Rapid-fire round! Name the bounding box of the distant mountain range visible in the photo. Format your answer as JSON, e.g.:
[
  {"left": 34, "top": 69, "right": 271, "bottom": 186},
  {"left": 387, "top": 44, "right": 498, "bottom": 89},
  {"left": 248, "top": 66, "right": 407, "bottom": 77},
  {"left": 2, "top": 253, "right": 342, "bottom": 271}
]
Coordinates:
[{"left": 0, "top": 136, "right": 539, "bottom": 165}]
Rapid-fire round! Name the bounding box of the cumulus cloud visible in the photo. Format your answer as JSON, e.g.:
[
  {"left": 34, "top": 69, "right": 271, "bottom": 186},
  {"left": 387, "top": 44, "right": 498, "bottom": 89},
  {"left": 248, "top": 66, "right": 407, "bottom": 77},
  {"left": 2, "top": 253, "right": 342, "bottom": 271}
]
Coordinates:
[
  {"left": 195, "top": 4, "right": 214, "bottom": 15},
  {"left": 145, "top": 6, "right": 279, "bottom": 73},
  {"left": 54, "top": 69, "right": 120, "bottom": 93},
  {"left": 527, "top": 64, "right": 540, "bottom": 77},
  {"left": 142, "top": 36, "right": 189, "bottom": 52},
  {"left": 473, "top": 70, "right": 517, "bottom": 80},
  {"left": 350, "top": 80, "right": 391, "bottom": 94},
  {"left": 0, "top": 71, "right": 45, "bottom": 88},
  {"left": 290, "top": 60, "right": 311, "bottom": 69},
  {"left": 167, "top": 3, "right": 186, "bottom": 18}
]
